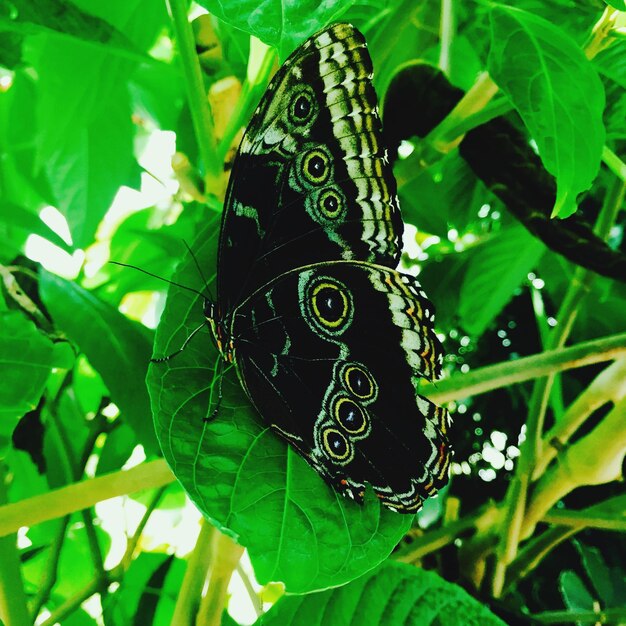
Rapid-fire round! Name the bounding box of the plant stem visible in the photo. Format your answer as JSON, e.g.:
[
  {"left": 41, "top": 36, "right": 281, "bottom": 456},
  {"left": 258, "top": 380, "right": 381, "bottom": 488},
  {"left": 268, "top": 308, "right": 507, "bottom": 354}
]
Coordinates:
[
  {"left": 167, "top": 0, "right": 221, "bottom": 193},
  {"left": 424, "top": 331, "right": 626, "bottom": 404},
  {"left": 39, "top": 578, "right": 103, "bottom": 626},
  {"left": 394, "top": 504, "right": 497, "bottom": 564},
  {"left": 0, "top": 459, "right": 174, "bottom": 538},
  {"left": 216, "top": 44, "right": 276, "bottom": 166},
  {"left": 31, "top": 518, "right": 70, "bottom": 618},
  {"left": 42, "top": 486, "right": 167, "bottom": 625},
  {"left": 195, "top": 532, "right": 244, "bottom": 626},
  {"left": 491, "top": 177, "right": 625, "bottom": 597},
  {"left": 521, "top": 396, "right": 626, "bottom": 539},
  {"left": 47, "top": 397, "right": 107, "bottom": 598},
  {"left": 602, "top": 146, "right": 626, "bottom": 182},
  {"left": 505, "top": 526, "right": 579, "bottom": 592},
  {"left": 534, "top": 357, "right": 626, "bottom": 478},
  {"left": 109, "top": 486, "right": 167, "bottom": 579},
  {"left": 428, "top": 71, "right": 500, "bottom": 153},
  {"left": 0, "top": 462, "right": 31, "bottom": 626},
  {"left": 530, "top": 607, "right": 626, "bottom": 624},
  {"left": 171, "top": 519, "right": 215, "bottom": 626},
  {"left": 235, "top": 561, "right": 263, "bottom": 618},
  {"left": 583, "top": 6, "right": 620, "bottom": 60},
  {"left": 438, "top": 0, "right": 454, "bottom": 75}
]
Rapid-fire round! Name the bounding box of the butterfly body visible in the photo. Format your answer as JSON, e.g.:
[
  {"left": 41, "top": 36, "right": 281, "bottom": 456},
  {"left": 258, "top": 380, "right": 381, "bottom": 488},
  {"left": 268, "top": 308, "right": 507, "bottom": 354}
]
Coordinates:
[{"left": 205, "top": 23, "right": 451, "bottom": 513}]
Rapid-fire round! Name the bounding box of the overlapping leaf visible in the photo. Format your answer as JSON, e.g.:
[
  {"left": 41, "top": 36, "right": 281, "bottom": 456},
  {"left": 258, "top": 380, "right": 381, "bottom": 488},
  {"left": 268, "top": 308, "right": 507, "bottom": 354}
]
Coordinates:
[
  {"left": 255, "top": 560, "right": 507, "bottom": 625},
  {"left": 0, "top": 311, "right": 54, "bottom": 452},
  {"left": 40, "top": 271, "right": 157, "bottom": 454},
  {"left": 488, "top": 6, "right": 605, "bottom": 219}
]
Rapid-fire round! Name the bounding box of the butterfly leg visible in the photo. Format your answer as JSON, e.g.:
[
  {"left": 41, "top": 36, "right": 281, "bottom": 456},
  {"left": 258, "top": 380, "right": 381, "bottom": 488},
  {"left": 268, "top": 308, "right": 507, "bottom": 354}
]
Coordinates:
[{"left": 150, "top": 321, "right": 206, "bottom": 363}]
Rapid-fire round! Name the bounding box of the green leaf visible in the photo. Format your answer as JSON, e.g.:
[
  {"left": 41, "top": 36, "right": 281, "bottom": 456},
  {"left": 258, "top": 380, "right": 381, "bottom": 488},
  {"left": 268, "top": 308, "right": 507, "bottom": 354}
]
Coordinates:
[
  {"left": 255, "top": 560, "right": 507, "bottom": 625},
  {"left": 0, "top": 73, "right": 55, "bottom": 224},
  {"left": 194, "top": 1, "right": 389, "bottom": 58},
  {"left": 0, "top": 0, "right": 153, "bottom": 65},
  {"left": 488, "top": 6, "right": 605, "bottom": 219},
  {"left": 400, "top": 152, "right": 493, "bottom": 237},
  {"left": 96, "top": 423, "right": 136, "bottom": 475},
  {"left": 23, "top": 515, "right": 111, "bottom": 600},
  {"left": 0, "top": 311, "right": 54, "bottom": 453},
  {"left": 103, "top": 553, "right": 171, "bottom": 625},
  {"left": 559, "top": 570, "right": 595, "bottom": 612},
  {"left": 147, "top": 217, "right": 412, "bottom": 593},
  {"left": 458, "top": 225, "right": 545, "bottom": 336},
  {"left": 39, "top": 270, "right": 158, "bottom": 454},
  {"left": 576, "top": 542, "right": 616, "bottom": 605},
  {"left": 22, "top": 33, "right": 139, "bottom": 247},
  {"left": 0, "top": 202, "right": 72, "bottom": 252}
]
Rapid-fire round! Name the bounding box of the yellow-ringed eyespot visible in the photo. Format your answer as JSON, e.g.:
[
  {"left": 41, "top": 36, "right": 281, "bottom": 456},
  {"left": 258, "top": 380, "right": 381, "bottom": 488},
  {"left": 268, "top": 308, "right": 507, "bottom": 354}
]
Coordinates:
[
  {"left": 302, "top": 149, "right": 330, "bottom": 184},
  {"left": 322, "top": 428, "right": 353, "bottom": 462},
  {"left": 289, "top": 89, "right": 315, "bottom": 123},
  {"left": 318, "top": 189, "right": 343, "bottom": 219},
  {"left": 343, "top": 365, "right": 376, "bottom": 400},
  {"left": 334, "top": 397, "right": 367, "bottom": 435},
  {"left": 311, "top": 281, "right": 349, "bottom": 328}
]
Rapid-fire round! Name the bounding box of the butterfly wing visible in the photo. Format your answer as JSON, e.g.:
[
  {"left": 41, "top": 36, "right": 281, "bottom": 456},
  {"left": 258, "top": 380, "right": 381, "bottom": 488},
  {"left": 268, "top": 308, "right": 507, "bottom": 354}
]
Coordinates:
[
  {"left": 230, "top": 261, "right": 451, "bottom": 512},
  {"left": 218, "top": 23, "right": 403, "bottom": 314}
]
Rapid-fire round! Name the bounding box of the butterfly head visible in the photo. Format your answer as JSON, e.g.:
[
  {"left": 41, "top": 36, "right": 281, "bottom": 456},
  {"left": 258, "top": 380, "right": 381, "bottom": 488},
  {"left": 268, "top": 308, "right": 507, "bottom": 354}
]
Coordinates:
[{"left": 204, "top": 299, "right": 234, "bottom": 362}]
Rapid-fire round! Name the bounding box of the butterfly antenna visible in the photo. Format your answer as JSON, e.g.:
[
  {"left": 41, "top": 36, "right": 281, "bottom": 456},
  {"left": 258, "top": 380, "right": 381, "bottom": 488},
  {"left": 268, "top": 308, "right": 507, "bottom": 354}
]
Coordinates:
[
  {"left": 109, "top": 261, "right": 206, "bottom": 300},
  {"left": 182, "top": 240, "right": 216, "bottom": 302}
]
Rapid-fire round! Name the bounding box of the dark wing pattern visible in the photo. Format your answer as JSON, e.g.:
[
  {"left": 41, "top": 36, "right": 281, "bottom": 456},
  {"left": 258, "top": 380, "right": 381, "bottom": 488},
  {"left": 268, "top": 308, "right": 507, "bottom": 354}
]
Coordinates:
[
  {"left": 230, "top": 261, "right": 451, "bottom": 512},
  {"left": 218, "top": 23, "right": 403, "bottom": 315}
]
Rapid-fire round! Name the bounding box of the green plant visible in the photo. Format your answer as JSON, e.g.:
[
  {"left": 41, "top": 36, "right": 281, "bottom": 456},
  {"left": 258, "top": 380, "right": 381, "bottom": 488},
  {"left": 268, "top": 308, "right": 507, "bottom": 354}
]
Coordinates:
[{"left": 0, "top": 1, "right": 624, "bottom": 625}]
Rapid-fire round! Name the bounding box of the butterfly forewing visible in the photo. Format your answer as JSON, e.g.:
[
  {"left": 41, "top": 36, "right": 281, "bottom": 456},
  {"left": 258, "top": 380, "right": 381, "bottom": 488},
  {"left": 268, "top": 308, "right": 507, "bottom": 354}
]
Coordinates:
[
  {"left": 218, "top": 23, "right": 403, "bottom": 315},
  {"left": 230, "top": 261, "right": 451, "bottom": 512}
]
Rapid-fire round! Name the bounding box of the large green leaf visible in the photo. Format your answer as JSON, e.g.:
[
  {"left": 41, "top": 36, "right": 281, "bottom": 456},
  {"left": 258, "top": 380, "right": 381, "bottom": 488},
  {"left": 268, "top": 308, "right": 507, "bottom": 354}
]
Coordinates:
[
  {"left": 22, "top": 33, "right": 139, "bottom": 247},
  {"left": 255, "top": 560, "right": 507, "bottom": 625},
  {"left": 488, "top": 6, "right": 605, "bottom": 219},
  {"left": 458, "top": 225, "right": 545, "bottom": 337},
  {"left": 39, "top": 270, "right": 158, "bottom": 454},
  {"left": 195, "top": 1, "right": 390, "bottom": 58},
  {"left": 0, "top": 311, "right": 54, "bottom": 452},
  {"left": 147, "top": 217, "right": 412, "bottom": 594}
]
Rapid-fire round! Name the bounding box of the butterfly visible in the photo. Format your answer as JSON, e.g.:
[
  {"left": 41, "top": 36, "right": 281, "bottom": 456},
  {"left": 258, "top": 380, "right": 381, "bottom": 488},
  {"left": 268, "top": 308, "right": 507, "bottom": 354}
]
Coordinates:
[{"left": 201, "top": 23, "right": 451, "bottom": 513}]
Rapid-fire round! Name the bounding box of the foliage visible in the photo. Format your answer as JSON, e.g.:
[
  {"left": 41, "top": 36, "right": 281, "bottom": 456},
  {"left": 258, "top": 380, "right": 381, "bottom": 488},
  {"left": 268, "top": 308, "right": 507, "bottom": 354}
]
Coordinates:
[{"left": 0, "top": 1, "right": 625, "bottom": 625}]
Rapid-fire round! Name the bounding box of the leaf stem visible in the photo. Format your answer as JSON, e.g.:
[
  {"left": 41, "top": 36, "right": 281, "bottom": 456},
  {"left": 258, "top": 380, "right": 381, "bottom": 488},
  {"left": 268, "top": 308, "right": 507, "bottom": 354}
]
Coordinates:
[{"left": 167, "top": 0, "right": 221, "bottom": 193}]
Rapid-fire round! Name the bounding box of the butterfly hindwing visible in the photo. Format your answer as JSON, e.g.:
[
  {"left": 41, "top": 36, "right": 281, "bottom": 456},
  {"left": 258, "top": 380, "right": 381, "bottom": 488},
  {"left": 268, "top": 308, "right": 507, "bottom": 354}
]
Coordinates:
[
  {"left": 218, "top": 23, "right": 403, "bottom": 315},
  {"left": 230, "top": 261, "right": 451, "bottom": 512}
]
